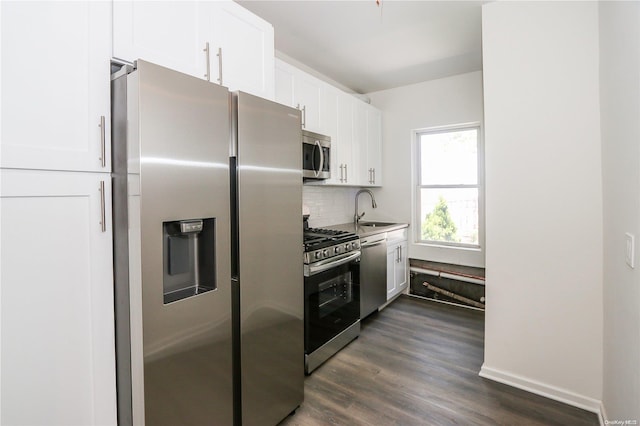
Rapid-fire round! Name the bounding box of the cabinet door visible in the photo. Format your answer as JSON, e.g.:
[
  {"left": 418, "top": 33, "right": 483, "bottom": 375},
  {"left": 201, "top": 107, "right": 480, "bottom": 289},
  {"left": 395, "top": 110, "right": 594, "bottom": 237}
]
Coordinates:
[
  {"left": 113, "top": 1, "right": 207, "bottom": 80},
  {"left": 209, "top": 1, "right": 275, "bottom": 99},
  {"left": 336, "top": 92, "right": 356, "bottom": 185},
  {"left": 386, "top": 244, "right": 398, "bottom": 298},
  {"left": 367, "top": 105, "right": 383, "bottom": 186},
  {"left": 274, "top": 59, "right": 296, "bottom": 107},
  {"left": 1, "top": 1, "right": 111, "bottom": 172},
  {"left": 395, "top": 241, "right": 409, "bottom": 292},
  {"left": 354, "top": 101, "right": 368, "bottom": 185},
  {"left": 0, "top": 169, "right": 116, "bottom": 425},
  {"left": 321, "top": 86, "right": 340, "bottom": 184},
  {"left": 295, "top": 75, "right": 322, "bottom": 133}
]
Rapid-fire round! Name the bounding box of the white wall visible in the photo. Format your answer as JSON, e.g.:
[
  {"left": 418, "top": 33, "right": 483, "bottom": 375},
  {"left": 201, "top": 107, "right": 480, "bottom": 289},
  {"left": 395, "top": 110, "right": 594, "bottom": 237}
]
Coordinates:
[
  {"left": 367, "top": 71, "right": 485, "bottom": 267},
  {"left": 303, "top": 185, "right": 360, "bottom": 228},
  {"left": 481, "top": 1, "right": 603, "bottom": 412},
  {"left": 599, "top": 1, "right": 640, "bottom": 422}
]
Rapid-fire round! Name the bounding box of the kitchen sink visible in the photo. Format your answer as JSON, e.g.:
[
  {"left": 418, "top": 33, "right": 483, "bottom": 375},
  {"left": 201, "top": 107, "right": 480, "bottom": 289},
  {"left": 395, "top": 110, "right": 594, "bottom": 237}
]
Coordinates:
[{"left": 358, "top": 221, "right": 396, "bottom": 228}]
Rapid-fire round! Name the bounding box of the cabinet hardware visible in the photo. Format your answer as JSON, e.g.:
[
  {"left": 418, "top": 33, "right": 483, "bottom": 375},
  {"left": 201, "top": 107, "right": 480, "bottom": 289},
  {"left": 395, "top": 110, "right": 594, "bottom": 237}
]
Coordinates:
[
  {"left": 372, "top": 168, "right": 376, "bottom": 184},
  {"left": 344, "top": 164, "right": 348, "bottom": 183},
  {"left": 339, "top": 164, "right": 344, "bottom": 183},
  {"left": 99, "top": 116, "right": 106, "bottom": 168},
  {"left": 217, "top": 47, "right": 223, "bottom": 85},
  {"left": 203, "top": 42, "right": 210, "bottom": 81},
  {"left": 302, "top": 105, "right": 306, "bottom": 128},
  {"left": 99, "top": 180, "right": 106, "bottom": 233}
]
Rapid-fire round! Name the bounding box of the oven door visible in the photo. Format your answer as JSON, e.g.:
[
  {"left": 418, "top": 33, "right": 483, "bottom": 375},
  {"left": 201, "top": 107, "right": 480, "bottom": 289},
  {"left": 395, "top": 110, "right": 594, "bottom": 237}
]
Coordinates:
[{"left": 304, "top": 258, "right": 360, "bottom": 354}]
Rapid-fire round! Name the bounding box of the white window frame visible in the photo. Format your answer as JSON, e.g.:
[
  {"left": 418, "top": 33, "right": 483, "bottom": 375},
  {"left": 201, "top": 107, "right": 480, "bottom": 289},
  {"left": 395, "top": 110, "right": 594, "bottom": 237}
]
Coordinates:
[{"left": 413, "top": 123, "right": 485, "bottom": 250}]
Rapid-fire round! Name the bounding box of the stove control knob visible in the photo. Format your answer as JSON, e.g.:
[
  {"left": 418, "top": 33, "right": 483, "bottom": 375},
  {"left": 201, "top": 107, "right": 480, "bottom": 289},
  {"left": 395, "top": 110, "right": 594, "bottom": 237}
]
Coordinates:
[
  {"left": 345, "top": 243, "right": 351, "bottom": 251},
  {"left": 352, "top": 242, "right": 358, "bottom": 250},
  {"left": 322, "top": 249, "right": 329, "bottom": 257},
  {"left": 335, "top": 246, "right": 342, "bottom": 254},
  {"left": 314, "top": 251, "right": 321, "bottom": 260}
]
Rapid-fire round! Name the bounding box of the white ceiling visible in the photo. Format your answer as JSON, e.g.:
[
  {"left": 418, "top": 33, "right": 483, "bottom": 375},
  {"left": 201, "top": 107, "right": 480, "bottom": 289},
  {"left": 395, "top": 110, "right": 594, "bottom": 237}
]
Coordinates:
[{"left": 237, "top": 0, "right": 487, "bottom": 94}]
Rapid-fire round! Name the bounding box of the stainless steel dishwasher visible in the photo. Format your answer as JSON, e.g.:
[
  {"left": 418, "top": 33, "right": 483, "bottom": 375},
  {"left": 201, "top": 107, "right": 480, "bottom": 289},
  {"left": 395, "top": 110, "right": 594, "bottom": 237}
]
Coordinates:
[{"left": 359, "top": 232, "right": 387, "bottom": 319}]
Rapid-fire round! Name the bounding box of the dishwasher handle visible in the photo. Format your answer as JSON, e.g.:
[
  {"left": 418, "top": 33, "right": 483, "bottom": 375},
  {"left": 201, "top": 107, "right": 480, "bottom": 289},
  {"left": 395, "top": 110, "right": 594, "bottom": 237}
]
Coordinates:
[
  {"left": 361, "top": 234, "right": 387, "bottom": 248},
  {"left": 361, "top": 240, "right": 385, "bottom": 248}
]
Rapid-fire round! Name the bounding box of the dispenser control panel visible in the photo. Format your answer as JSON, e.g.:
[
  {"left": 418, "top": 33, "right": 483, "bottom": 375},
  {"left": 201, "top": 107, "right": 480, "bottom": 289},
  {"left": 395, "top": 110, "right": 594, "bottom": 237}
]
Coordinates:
[{"left": 180, "top": 220, "right": 203, "bottom": 234}]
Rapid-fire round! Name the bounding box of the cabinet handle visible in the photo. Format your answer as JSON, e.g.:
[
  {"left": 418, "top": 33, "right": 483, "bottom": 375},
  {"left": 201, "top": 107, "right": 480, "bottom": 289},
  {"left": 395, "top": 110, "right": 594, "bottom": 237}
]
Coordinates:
[
  {"left": 302, "top": 105, "right": 306, "bottom": 128},
  {"left": 203, "top": 42, "right": 210, "bottom": 81},
  {"left": 339, "top": 164, "right": 344, "bottom": 183},
  {"left": 98, "top": 116, "right": 106, "bottom": 168},
  {"left": 99, "top": 180, "right": 106, "bottom": 233},
  {"left": 399, "top": 245, "right": 402, "bottom": 262},
  {"left": 368, "top": 168, "right": 372, "bottom": 184},
  {"left": 217, "top": 47, "right": 223, "bottom": 85},
  {"left": 344, "top": 164, "right": 348, "bottom": 183},
  {"left": 373, "top": 168, "right": 376, "bottom": 184}
]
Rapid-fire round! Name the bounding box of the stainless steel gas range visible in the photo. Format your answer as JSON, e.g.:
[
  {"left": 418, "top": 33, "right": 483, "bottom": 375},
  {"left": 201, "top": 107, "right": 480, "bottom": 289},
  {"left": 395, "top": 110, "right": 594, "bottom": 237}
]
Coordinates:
[{"left": 303, "top": 225, "right": 361, "bottom": 374}]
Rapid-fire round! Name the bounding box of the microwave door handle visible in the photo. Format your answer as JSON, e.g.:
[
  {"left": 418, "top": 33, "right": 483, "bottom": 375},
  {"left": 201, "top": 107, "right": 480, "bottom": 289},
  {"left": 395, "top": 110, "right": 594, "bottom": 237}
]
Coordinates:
[{"left": 315, "top": 140, "right": 324, "bottom": 178}]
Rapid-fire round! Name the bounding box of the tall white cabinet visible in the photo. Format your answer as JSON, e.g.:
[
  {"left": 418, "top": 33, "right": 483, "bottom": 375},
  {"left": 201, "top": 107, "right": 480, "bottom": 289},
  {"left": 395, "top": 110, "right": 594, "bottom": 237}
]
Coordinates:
[{"left": 0, "top": 2, "right": 116, "bottom": 425}]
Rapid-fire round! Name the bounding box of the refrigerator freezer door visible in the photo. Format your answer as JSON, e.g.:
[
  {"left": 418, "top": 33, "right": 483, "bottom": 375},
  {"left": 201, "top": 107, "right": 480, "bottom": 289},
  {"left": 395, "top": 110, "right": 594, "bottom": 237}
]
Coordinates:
[
  {"left": 131, "top": 60, "right": 233, "bottom": 425},
  {"left": 234, "top": 92, "right": 304, "bottom": 426}
]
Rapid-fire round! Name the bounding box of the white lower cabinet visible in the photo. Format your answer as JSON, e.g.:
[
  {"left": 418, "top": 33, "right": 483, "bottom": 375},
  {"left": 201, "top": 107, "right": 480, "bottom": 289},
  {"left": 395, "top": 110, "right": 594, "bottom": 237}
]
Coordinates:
[
  {"left": 386, "top": 229, "right": 409, "bottom": 300},
  {"left": 0, "top": 169, "right": 116, "bottom": 426}
]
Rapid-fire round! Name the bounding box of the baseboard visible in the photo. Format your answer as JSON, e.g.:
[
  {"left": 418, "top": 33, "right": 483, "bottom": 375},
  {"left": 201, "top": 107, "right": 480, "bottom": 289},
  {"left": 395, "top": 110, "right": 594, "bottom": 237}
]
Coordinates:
[
  {"left": 599, "top": 401, "right": 608, "bottom": 426},
  {"left": 479, "top": 364, "right": 603, "bottom": 420}
]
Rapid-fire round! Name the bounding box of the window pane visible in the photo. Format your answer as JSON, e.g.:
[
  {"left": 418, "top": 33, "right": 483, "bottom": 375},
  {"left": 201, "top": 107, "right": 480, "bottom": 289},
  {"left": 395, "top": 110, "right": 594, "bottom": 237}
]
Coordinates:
[
  {"left": 419, "top": 188, "right": 479, "bottom": 245},
  {"left": 420, "top": 129, "right": 478, "bottom": 185}
]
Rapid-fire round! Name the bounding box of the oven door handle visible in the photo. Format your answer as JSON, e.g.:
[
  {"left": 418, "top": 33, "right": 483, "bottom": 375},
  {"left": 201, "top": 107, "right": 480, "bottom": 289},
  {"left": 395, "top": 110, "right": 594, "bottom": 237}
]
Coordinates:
[{"left": 305, "top": 250, "right": 361, "bottom": 277}]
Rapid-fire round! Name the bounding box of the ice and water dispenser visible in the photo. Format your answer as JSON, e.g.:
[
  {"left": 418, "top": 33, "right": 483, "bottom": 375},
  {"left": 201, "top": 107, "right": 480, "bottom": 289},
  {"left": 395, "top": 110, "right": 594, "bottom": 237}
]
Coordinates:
[{"left": 162, "top": 218, "right": 216, "bottom": 304}]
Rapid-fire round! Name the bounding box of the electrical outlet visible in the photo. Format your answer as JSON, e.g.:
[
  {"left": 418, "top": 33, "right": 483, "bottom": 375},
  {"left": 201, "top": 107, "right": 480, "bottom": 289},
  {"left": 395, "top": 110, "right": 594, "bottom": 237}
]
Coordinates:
[{"left": 625, "top": 233, "right": 635, "bottom": 268}]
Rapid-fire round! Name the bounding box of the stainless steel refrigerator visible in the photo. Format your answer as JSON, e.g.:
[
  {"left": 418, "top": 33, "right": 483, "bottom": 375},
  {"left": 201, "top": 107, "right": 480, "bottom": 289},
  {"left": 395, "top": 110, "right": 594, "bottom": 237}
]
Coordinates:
[{"left": 112, "top": 60, "right": 303, "bottom": 426}]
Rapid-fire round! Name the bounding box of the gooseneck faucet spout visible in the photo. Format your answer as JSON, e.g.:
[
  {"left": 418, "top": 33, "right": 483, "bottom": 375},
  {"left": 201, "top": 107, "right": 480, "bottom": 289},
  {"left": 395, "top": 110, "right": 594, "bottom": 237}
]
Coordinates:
[{"left": 354, "top": 189, "right": 377, "bottom": 225}]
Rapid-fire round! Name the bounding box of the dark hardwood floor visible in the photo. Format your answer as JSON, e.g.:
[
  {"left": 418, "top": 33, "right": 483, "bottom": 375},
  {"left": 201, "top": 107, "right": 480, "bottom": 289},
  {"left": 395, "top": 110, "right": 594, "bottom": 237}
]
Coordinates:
[{"left": 280, "top": 296, "right": 598, "bottom": 426}]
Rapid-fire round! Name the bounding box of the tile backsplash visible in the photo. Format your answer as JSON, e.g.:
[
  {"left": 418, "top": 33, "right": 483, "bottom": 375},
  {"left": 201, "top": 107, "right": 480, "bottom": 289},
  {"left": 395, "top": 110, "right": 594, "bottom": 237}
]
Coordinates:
[{"left": 303, "top": 186, "right": 360, "bottom": 228}]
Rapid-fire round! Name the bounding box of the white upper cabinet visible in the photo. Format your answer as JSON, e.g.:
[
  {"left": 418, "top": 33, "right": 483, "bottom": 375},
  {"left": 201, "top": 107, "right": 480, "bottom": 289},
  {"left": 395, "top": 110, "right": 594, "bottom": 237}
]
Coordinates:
[
  {"left": 354, "top": 101, "right": 382, "bottom": 187},
  {"left": 113, "top": 0, "right": 274, "bottom": 99},
  {"left": 336, "top": 92, "right": 357, "bottom": 185},
  {"left": 275, "top": 59, "right": 383, "bottom": 186},
  {"left": 366, "top": 104, "right": 383, "bottom": 186},
  {"left": 208, "top": 1, "right": 275, "bottom": 99},
  {"left": 321, "top": 86, "right": 340, "bottom": 184},
  {"left": 274, "top": 59, "right": 323, "bottom": 133},
  {"left": 1, "top": 1, "right": 111, "bottom": 172},
  {"left": 113, "top": 1, "right": 207, "bottom": 79},
  {"left": 0, "top": 169, "right": 116, "bottom": 426}
]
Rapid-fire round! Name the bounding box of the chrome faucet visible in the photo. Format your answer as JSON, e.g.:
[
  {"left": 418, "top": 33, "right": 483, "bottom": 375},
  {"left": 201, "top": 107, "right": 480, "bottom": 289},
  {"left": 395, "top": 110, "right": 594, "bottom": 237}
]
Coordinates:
[{"left": 354, "top": 189, "right": 377, "bottom": 225}]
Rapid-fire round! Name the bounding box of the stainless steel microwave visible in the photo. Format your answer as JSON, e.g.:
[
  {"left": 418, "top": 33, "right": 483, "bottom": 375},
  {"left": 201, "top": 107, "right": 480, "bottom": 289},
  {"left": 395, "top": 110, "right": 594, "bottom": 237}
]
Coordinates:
[{"left": 302, "top": 130, "right": 331, "bottom": 180}]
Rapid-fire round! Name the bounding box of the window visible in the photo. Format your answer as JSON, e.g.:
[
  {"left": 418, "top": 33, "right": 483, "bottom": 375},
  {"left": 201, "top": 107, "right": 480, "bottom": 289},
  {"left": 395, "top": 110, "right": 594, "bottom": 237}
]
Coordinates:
[{"left": 416, "top": 125, "right": 483, "bottom": 248}]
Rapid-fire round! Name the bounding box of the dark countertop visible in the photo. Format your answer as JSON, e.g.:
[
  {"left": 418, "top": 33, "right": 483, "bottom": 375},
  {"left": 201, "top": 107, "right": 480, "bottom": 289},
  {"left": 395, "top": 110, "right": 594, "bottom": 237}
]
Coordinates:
[{"left": 322, "top": 222, "right": 409, "bottom": 238}]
